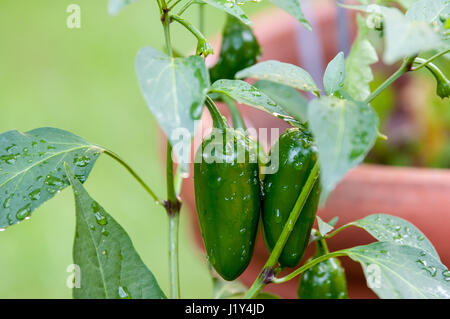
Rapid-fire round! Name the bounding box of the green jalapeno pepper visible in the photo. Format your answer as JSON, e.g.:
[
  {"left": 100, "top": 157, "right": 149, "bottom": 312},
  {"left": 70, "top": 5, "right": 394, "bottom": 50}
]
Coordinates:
[
  {"left": 298, "top": 239, "right": 348, "bottom": 299},
  {"left": 209, "top": 15, "right": 261, "bottom": 84},
  {"left": 193, "top": 98, "right": 261, "bottom": 281},
  {"left": 262, "top": 128, "right": 320, "bottom": 267}
]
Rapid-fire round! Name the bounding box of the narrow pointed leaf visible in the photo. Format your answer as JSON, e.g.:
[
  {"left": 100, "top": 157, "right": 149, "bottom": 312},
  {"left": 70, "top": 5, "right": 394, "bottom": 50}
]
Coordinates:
[
  {"left": 351, "top": 214, "right": 440, "bottom": 260},
  {"left": 317, "top": 216, "right": 334, "bottom": 236},
  {"left": 269, "top": 0, "right": 311, "bottom": 31},
  {"left": 344, "top": 242, "right": 450, "bottom": 299},
  {"left": 236, "top": 60, "right": 319, "bottom": 95},
  {"left": 66, "top": 165, "right": 166, "bottom": 299},
  {"left": 323, "top": 52, "right": 346, "bottom": 96},
  {"left": 307, "top": 97, "right": 378, "bottom": 203},
  {"left": 0, "top": 128, "right": 103, "bottom": 229},
  {"left": 202, "top": 0, "right": 252, "bottom": 25}
]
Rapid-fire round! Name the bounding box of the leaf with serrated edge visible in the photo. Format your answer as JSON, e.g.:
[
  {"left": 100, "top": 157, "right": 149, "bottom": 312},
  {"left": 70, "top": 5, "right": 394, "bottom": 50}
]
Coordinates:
[
  {"left": 352, "top": 214, "right": 440, "bottom": 260},
  {"left": 202, "top": 0, "right": 252, "bottom": 25},
  {"left": 236, "top": 60, "right": 319, "bottom": 95},
  {"left": 307, "top": 97, "right": 378, "bottom": 203},
  {"left": 324, "top": 52, "right": 346, "bottom": 96},
  {"left": 0, "top": 128, "right": 103, "bottom": 229},
  {"left": 344, "top": 242, "right": 450, "bottom": 299},
  {"left": 270, "top": 0, "right": 311, "bottom": 30},
  {"left": 66, "top": 165, "right": 166, "bottom": 299}
]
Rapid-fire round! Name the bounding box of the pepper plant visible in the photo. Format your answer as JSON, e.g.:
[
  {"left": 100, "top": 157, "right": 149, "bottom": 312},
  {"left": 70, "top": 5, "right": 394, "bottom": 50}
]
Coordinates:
[{"left": 1, "top": 0, "right": 450, "bottom": 299}]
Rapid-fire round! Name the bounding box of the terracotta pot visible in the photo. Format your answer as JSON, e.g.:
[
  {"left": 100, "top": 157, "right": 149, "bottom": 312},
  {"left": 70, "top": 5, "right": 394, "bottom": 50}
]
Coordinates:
[{"left": 176, "top": 4, "right": 450, "bottom": 299}]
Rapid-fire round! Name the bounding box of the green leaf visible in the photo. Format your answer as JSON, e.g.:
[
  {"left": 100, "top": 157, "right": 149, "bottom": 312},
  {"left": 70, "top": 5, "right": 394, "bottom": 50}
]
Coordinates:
[
  {"left": 0, "top": 128, "right": 103, "bottom": 229},
  {"left": 236, "top": 60, "right": 319, "bottom": 95},
  {"left": 343, "top": 15, "right": 378, "bottom": 101},
  {"left": 253, "top": 80, "right": 308, "bottom": 123},
  {"left": 351, "top": 214, "right": 440, "bottom": 260},
  {"left": 269, "top": 0, "right": 311, "bottom": 31},
  {"left": 317, "top": 216, "right": 334, "bottom": 236},
  {"left": 210, "top": 79, "right": 297, "bottom": 122},
  {"left": 307, "top": 97, "right": 378, "bottom": 203},
  {"left": 383, "top": 6, "right": 444, "bottom": 63},
  {"left": 108, "top": 0, "right": 139, "bottom": 15},
  {"left": 344, "top": 242, "right": 450, "bottom": 299},
  {"left": 344, "top": 4, "right": 444, "bottom": 64},
  {"left": 65, "top": 165, "right": 166, "bottom": 299},
  {"left": 202, "top": 0, "right": 252, "bottom": 25},
  {"left": 406, "top": 0, "right": 450, "bottom": 26},
  {"left": 323, "top": 52, "right": 346, "bottom": 96},
  {"left": 136, "top": 47, "right": 210, "bottom": 170}
]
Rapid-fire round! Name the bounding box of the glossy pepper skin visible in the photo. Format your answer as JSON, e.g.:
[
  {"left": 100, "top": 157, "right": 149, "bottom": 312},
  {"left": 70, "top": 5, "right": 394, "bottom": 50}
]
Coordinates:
[
  {"left": 194, "top": 128, "right": 261, "bottom": 281},
  {"left": 209, "top": 15, "right": 261, "bottom": 83},
  {"left": 262, "top": 128, "right": 320, "bottom": 267},
  {"left": 298, "top": 240, "right": 348, "bottom": 299}
]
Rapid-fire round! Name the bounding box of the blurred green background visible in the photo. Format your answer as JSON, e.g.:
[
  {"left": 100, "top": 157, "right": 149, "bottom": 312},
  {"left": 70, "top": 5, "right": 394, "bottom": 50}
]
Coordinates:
[{"left": 0, "top": 0, "right": 267, "bottom": 298}]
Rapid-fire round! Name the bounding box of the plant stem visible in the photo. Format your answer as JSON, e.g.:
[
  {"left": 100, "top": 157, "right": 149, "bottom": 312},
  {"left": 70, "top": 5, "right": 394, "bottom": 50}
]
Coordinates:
[
  {"left": 205, "top": 96, "right": 228, "bottom": 130},
  {"left": 412, "top": 49, "right": 450, "bottom": 71},
  {"left": 365, "top": 56, "right": 416, "bottom": 104},
  {"left": 161, "top": 3, "right": 181, "bottom": 299},
  {"left": 272, "top": 251, "right": 347, "bottom": 284},
  {"left": 171, "top": 14, "right": 208, "bottom": 44},
  {"left": 244, "top": 162, "right": 320, "bottom": 299},
  {"left": 177, "top": 0, "right": 194, "bottom": 16},
  {"left": 199, "top": 3, "right": 205, "bottom": 34},
  {"left": 103, "top": 149, "right": 163, "bottom": 205},
  {"left": 324, "top": 223, "right": 355, "bottom": 240},
  {"left": 414, "top": 58, "right": 449, "bottom": 83},
  {"left": 223, "top": 96, "right": 246, "bottom": 130}
]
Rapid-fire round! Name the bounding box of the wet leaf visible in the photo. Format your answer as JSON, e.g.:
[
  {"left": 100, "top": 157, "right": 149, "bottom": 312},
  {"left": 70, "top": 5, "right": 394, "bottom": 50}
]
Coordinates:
[
  {"left": 210, "top": 79, "right": 297, "bottom": 123},
  {"left": 0, "top": 128, "right": 103, "bottom": 229},
  {"left": 136, "top": 47, "right": 209, "bottom": 172},
  {"left": 253, "top": 80, "right": 308, "bottom": 123},
  {"left": 236, "top": 60, "right": 319, "bottom": 95},
  {"left": 343, "top": 15, "right": 378, "bottom": 101},
  {"left": 351, "top": 214, "right": 440, "bottom": 260},
  {"left": 323, "top": 52, "right": 346, "bottom": 96},
  {"left": 307, "top": 96, "right": 378, "bottom": 203},
  {"left": 344, "top": 242, "right": 450, "bottom": 299},
  {"left": 202, "top": 0, "right": 252, "bottom": 25},
  {"left": 66, "top": 165, "right": 166, "bottom": 299}
]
